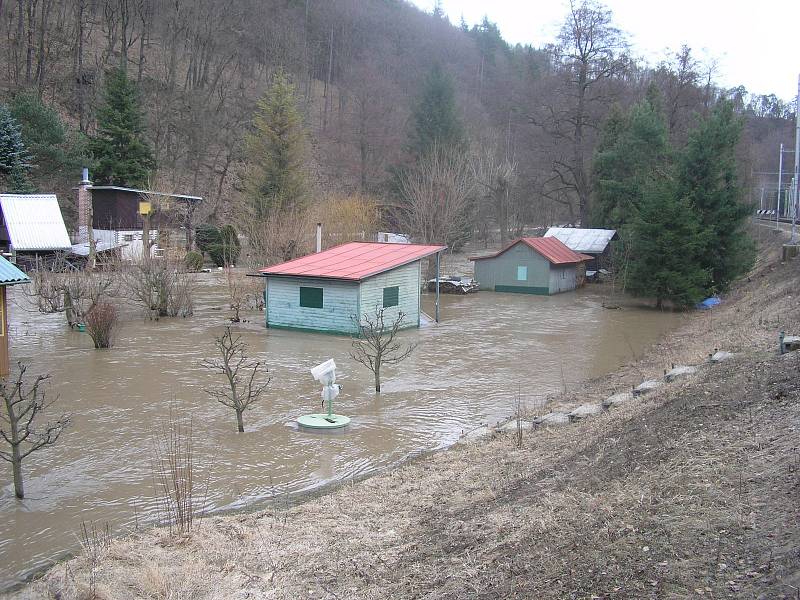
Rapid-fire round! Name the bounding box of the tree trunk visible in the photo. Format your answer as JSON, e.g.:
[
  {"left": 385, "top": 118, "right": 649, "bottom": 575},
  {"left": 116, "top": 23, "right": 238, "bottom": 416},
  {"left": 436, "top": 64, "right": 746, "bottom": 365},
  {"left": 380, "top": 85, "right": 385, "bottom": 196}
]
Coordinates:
[
  {"left": 374, "top": 360, "right": 381, "bottom": 393},
  {"left": 12, "top": 445, "right": 24, "bottom": 499},
  {"left": 236, "top": 410, "right": 244, "bottom": 433}
]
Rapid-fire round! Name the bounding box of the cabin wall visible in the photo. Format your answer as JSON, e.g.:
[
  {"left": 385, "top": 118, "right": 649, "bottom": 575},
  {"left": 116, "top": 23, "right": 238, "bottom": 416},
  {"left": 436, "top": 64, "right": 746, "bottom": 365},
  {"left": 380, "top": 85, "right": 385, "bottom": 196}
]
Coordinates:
[
  {"left": 265, "top": 276, "right": 360, "bottom": 334},
  {"left": 473, "top": 244, "right": 550, "bottom": 294},
  {"left": 359, "top": 262, "right": 421, "bottom": 328},
  {"left": 548, "top": 264, "right": 577, "bottom": 294}
]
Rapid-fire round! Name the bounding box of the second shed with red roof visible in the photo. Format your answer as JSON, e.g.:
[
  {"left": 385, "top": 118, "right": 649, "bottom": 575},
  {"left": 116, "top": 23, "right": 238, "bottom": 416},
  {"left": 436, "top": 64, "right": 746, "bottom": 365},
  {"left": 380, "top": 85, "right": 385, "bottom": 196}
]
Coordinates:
[{"left": 470, "top": 237, "right": 591, "bottom": 295}]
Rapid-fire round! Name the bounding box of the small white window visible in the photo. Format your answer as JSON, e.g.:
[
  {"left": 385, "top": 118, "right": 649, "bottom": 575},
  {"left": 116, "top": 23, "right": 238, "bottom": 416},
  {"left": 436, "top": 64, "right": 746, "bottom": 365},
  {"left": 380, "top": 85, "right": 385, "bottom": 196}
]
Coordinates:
[{"left": 517, "top": 266, "right": 527, "bottom": 281}]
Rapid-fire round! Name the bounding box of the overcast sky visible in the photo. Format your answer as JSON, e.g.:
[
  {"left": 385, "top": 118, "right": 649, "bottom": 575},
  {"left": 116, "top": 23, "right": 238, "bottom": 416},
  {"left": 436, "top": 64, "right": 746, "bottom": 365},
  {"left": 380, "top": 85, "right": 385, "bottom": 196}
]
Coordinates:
[{"left": 411, "top": 0, "right": 799, "bottom": 102}]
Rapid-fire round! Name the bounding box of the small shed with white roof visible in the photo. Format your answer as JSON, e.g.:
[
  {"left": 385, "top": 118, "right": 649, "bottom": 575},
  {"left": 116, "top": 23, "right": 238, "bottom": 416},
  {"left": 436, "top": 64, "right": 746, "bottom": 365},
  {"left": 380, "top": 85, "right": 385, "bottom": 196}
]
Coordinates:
[
  {"left": 543, "top": 227, "right": 618, "bottom": 270},
  {"left": 0, "top": 194, "right": 72, "bottom": 262}
]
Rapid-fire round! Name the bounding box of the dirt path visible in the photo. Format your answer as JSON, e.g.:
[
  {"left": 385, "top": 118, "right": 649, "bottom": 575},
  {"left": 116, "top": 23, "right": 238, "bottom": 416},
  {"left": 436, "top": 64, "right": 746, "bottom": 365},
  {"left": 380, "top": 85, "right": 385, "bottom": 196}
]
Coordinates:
[{"left": 10, "top": 228, "right": 800, "bottom": 599}]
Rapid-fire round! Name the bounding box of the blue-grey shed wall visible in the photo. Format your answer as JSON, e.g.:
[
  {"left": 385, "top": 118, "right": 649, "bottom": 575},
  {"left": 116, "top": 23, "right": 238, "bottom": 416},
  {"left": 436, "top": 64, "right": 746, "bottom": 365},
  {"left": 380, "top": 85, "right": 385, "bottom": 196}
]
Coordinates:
[
  {"left": 264, "top": 261, "right": 423, "bottom": 334},
  {"left": 473, "top": 243, "right": 578, "bottom": 295}
]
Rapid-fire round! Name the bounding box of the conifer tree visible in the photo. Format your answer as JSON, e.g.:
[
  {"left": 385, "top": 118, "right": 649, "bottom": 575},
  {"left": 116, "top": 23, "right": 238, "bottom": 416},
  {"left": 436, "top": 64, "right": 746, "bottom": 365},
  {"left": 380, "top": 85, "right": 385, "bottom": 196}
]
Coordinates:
[
  {"left": 626, "top": 179, "right": 709, "bottom": 309},
  {"left": 677, "top": 100, "right": 754, "bottom": 292},
  {"left": 245, "top": 70, "right": 308, "bottom": 220},
  {"left": 409, "top": 64, "right": 465, "bottom": 159},
  {"left": 90, "top": 68, "right": 154, "bottom": 187},
  {"left": 593, "top": 90, "right": 669, "bottom": 228},
  {"left": 0, "top": 104, "right": 34, "bottom": 193}
]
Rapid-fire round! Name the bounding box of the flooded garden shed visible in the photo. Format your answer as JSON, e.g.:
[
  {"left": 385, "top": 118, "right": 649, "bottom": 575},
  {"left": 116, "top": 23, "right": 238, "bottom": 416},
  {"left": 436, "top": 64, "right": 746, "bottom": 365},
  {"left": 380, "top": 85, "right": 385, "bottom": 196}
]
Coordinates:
[
  {"left": 543, "top": 227, "right": 618, "bottom": 271},
  {"left": 470, "top": 237, "right": 591, "bottom": 295},
  {"left": 258, "top": 241, "right": 446, "bottom": 334}
]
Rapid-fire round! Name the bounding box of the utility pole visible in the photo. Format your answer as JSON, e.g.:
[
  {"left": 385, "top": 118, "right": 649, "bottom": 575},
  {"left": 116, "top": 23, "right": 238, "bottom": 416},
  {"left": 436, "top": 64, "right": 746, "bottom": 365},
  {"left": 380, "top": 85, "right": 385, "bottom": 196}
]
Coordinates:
[
  {"left": 792, "top": 73, "right": 800, "bottom": 244},
  {"left": 777, "top": 143, "right": 783, "bottom": 228}
]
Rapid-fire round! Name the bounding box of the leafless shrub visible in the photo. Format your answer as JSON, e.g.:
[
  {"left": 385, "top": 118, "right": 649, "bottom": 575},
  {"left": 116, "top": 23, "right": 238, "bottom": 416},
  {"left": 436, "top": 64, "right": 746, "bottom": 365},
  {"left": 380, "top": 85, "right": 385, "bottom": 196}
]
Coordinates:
[
  {"left": 151, "top": 411, "right": 197, "bottom": 536},
  {"left": 27, "top": 255, "right": 117, "bottom": 328},
  {"left": 513, "top": 386, "right": 524, "bottom": 449},
  {"left": 350, "top": 307, "right": 417, "bottom": 393},
  {"left": 77, "top": 520, "right": 112, "bottom": 599},
  {"left": 119, "top": 257, "right": 195, "bottom": 319},
  {"left": 225, "top": 267, "right": 261, "bottom": 322},
  {"left": 202, "top": 326, "right": 271, "bottom": 432},
  {"left": 0, "top": 363, "right": 70, "bottom": 499},
  {"left": 84, "top": 302, "right": 118, "bottom": 348},
  {"left": 244, "top": 209, "right": 314, "bottom": 266}
]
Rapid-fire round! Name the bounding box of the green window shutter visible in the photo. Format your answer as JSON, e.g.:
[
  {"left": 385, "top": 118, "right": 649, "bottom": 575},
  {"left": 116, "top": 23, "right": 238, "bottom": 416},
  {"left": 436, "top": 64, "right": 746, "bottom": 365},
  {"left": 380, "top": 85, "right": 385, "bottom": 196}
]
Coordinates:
[
  {"left": 383, "top": 285, "right": 399, "bottom": 308},
  {"left": 299, "top": 286, "right": 324, "bottom": 308}
]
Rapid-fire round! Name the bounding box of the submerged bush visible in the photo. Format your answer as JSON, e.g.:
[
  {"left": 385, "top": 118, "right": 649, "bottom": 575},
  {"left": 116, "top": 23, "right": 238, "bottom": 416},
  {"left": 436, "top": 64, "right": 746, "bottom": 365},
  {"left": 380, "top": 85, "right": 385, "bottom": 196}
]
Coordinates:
[
  {"left": 185, "top": 251, "right": 204, "bottom": 272},
  {"left": 85, "top": 302, "right": 118, "bottom": 348}
]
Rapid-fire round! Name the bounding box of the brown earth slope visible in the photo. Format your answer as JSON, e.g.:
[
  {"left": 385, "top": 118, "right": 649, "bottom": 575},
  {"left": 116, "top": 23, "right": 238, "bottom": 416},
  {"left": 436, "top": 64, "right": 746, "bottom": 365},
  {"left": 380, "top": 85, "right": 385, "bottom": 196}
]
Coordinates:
[{"left": 12, "top": 227, "right": 800, "bottom": 599}]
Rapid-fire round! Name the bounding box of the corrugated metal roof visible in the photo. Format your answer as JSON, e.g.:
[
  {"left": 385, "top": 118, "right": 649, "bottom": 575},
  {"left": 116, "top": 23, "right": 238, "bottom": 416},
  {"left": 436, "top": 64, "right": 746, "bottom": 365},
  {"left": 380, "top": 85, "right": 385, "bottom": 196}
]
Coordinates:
[
  {"left": 0, "top": 194, "right": 72, "bottom": 251},
  {"left": 470, "top": 237, "right": 590, "bottom": 265},
  {"left": 87, "top": 186, "right": 203, "bottom": 202},
  {"left": 0, "top": 255, "right": 30, "bottom": 285},
  {"left": 543, "top": 227, "right": 618, "bottom": 254},
  {"left": 259, "top": 242, "right": 447, "bottom": 281}
]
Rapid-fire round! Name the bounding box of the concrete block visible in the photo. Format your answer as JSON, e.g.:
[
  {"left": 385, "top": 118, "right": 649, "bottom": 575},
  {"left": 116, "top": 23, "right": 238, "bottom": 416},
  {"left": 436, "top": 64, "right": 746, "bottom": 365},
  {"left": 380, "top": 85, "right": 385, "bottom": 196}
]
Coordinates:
[
  {"left": 710, "top": 351, "right": 734, "bottom": 363},
  {"left": 532, "top": 412, "right": 570, "bottom": 426},
  {"left": 497, "top": 419, "right": 534, "bottom": 433},
  {"left": 664, "top": 365, "right": 698, "bottom": 382},
  {"left": 781, "top": 335, "right": 800, "bottom": 353},
  {"left": 602, "top": 391, "right": 634, "bottom": 408},
  {"left": 633, "top": 380, "right": 663, "bottom": 396},
  {"left": 568, "top": 403, "right": 603, "bottom": 422}
]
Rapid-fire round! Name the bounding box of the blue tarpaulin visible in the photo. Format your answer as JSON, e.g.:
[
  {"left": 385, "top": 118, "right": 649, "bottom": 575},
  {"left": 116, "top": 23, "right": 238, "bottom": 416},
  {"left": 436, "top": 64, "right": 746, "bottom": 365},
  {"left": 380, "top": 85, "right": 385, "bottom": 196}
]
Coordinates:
[{"left": 696, "top": 296, "right": 721, "bottom": 310}]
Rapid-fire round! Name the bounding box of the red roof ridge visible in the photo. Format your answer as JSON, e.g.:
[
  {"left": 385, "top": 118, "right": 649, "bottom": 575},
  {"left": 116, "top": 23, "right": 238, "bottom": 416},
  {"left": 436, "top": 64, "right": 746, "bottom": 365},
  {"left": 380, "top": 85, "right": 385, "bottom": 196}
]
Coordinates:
[
  {"left": 470, "top": 237, "right": 589, "bottom": 265},
  {"left": 258, "top": 241, "right": 447, "bottom": 281}
]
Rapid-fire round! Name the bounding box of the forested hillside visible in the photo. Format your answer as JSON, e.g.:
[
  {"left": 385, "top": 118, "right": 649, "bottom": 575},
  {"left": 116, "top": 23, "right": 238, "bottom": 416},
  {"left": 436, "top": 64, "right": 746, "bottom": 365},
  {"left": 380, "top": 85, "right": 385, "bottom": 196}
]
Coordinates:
[{"left": 0, "top": 0, "right": 795, "bottom": 246}]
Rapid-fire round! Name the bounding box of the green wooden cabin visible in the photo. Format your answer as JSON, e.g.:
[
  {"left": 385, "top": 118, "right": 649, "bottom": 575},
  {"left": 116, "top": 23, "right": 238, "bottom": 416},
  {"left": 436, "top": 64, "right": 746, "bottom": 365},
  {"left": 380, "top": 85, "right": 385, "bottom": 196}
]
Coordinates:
[
  {"left": 470, "top": 237, "right": 591, "bottom": 295},
  {"left": 258, "top": 242, "right": 446, "bottom": 335}
]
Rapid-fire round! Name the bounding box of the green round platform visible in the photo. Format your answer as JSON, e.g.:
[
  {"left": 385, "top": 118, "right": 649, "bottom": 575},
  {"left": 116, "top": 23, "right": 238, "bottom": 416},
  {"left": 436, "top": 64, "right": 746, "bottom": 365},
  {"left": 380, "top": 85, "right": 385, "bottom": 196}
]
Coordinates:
[{"left": 297, "top": 413, "right": 351, "bottom": 429}]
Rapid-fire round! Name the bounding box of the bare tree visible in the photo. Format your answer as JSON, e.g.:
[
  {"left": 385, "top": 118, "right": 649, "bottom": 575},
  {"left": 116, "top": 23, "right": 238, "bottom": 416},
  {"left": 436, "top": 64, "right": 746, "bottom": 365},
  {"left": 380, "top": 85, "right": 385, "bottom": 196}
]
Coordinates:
[
  {"left": 350, "top": 307, "right": 417, "bottom": 393},
  {"left": 119, "top": 257, "right": 195, "bottom": 319},
  {"left": 202, "top": 327, "right": 271, "bottom": 433},
  {"left": 530, "top": 0, "right": 628, "bottom": 224},
  {"left": 473, "top": 141, "right": 518, "bottom": 245},
  {"left": 28, "top": 256, "right": 117, "bottom": 328},
  {"left": 0, "top": 363, "right": 70, "bottom": 499},
  {"left": 397, "top": 143, "right": 477, "bottom": 251}
]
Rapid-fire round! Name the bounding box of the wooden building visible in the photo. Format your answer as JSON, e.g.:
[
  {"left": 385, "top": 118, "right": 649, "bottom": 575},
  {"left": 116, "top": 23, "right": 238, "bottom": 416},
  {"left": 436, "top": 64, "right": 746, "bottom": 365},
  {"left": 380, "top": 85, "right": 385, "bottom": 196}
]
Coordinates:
[
  {"left": 257, "top": 242, "right": 446, "bottom": 335},
  {"left": 470, "top": 237, "right": 591, "bottom": 295},
  {"left": 543, "top": 227, "right": 618, "bottom": 271},
  {"left": 0, "top": 256, "right": 30, "bottom": 376},
  {"left": 0, "top": 194, "right": 72, "bottom": 267}
]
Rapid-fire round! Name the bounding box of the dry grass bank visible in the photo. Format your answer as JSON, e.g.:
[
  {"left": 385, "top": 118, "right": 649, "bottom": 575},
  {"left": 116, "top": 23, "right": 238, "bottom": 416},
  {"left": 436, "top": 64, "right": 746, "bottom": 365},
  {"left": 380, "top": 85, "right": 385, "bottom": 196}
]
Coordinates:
[{"left": 10, "top": 226, "right": 800, "bottom": 600}]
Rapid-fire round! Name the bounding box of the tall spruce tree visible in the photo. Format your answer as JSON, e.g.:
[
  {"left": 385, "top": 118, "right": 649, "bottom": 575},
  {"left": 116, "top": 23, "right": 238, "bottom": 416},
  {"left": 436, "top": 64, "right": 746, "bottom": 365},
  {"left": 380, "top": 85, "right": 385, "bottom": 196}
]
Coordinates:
[
  {"left": 0, "top": 104, "right": 34, "bottom": 193},
  {"left": 677, "top": 100, "right": 754, "bottom": 292},
  {"left": 626, "top": 179, "right": 709, "bottom": 309},
  {"left": 408, "top": 64, "right": 465, "bottom": 159},
  {"left": 90, "top": 67, "right": 154, "bottom": 187},
  {"left": 592, "top": 90, "right": 670, "bottom": 229},
  {"left": 245, "top": 70, "right": 308, "bottom": 219}
]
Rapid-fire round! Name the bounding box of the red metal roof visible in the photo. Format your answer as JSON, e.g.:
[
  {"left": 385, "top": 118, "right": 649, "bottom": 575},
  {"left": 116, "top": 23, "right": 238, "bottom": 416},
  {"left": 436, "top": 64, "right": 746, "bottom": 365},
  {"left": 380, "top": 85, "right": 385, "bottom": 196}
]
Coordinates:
[
  {"left": 470, "top": 237, "right": 590, "bottom": 265},
  {"left": 258, "top": 242, "right": 447, "bottom": 281}
]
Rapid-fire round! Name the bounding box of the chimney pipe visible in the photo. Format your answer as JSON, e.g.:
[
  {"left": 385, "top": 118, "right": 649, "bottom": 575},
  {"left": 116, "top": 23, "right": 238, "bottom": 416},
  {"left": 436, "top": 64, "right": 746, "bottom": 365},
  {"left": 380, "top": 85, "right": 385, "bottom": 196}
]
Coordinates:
[
  {"left": 77, "top": 168, "right": 92, "bottom": 242},
  {"left": 316, "top": 222, "right": 322, "bottom": 253}
]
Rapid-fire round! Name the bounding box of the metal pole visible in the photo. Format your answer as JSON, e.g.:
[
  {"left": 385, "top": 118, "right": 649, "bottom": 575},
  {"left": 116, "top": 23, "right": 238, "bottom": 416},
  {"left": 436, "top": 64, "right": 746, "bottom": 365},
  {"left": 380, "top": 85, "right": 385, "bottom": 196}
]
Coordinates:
[
  {"left": 792, "top": 73, "right": 800, "bottom": 244},
  {"left": 435, "top": 252, "right": 440, "bottom": 323},
  {"left": 777, "top": 143, "right": 783, "bottom": 228},
  {"left": 759, "top": 187, "right": 765, "bottom": 211}
]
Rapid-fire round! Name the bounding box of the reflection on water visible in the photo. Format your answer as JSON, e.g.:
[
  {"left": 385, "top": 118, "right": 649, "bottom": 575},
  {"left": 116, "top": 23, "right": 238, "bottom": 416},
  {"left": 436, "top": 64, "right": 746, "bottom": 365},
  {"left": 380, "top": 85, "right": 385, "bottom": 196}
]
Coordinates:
[{"left": 0, "top": 275, "right": 683, "bottom": 587}]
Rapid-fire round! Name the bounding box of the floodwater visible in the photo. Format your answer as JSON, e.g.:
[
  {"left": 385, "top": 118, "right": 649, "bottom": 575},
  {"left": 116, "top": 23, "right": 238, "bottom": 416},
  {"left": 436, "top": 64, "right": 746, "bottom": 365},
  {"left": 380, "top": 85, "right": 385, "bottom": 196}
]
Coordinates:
[{"left": 0, "top": 275, "right": 684, "bottom": 588}]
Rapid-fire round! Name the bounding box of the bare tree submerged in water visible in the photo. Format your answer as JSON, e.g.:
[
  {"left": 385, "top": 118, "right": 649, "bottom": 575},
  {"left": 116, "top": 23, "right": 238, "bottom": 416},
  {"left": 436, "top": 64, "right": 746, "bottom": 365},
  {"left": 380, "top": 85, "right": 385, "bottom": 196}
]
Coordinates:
[
  {"left": 0, "top": 364, "right": 70, "bottom": 499},
  {"left": 351, "top": 307, "right": 417, "bottom": 393},
  {"left": 203, "top": 327, "right": 271, "bottom": 432}
]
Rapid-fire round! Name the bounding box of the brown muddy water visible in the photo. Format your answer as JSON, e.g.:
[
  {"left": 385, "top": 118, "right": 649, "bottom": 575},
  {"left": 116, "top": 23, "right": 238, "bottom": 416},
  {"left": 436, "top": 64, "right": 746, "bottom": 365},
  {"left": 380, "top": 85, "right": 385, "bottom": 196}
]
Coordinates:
[{"left": 0, "top": 274, "right": 684, "bottom": 588}]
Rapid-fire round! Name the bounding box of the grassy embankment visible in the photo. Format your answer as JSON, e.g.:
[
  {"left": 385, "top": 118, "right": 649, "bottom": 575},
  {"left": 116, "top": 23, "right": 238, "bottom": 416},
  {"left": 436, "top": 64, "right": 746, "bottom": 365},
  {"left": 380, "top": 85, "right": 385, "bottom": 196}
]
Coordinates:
[{"left": 12, "top": 226, "right": 800, "bottom": 599}]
